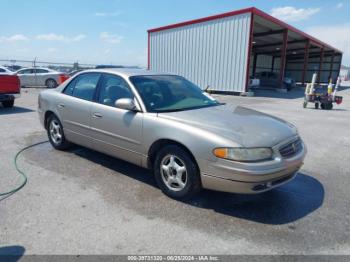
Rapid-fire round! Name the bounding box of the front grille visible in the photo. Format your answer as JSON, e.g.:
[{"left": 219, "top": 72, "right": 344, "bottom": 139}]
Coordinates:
[{"left": 279, "top": 138, "right": 302, "bottom": 158}]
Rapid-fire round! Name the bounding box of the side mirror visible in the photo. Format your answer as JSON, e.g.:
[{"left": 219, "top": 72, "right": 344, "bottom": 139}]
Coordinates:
[{"left": 115, "top": 98, "right": 137, "bottom": 111}]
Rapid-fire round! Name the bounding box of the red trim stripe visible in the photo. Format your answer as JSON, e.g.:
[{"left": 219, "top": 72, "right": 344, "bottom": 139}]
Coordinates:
[
  {"left": 148, "top": 7, "right": 254, "bottom": 33},
  {"left": 251, "top": 8, "right": 342, "bottom": 53}
]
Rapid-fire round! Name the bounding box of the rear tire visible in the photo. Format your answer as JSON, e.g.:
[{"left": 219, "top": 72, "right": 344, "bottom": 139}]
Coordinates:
[
  {"left": 2, "top": 100, "right": 14, "bottom": 108},
  {"left": 46, "top": 79, "right": 57, "bottom": 89},
  {"left": 47, "top": 114, "right": 71, "bottom": 150},
  {"left": 326, "top": 103, "right": 333, "bottom": 110},
  {"left": 154, "top": 145, "right": 201, "bottom": 200}
]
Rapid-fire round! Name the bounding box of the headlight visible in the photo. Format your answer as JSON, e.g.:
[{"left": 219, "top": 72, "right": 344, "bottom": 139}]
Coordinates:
[{"left": 213, "top": 147, "right": 273, "bottom": 162}]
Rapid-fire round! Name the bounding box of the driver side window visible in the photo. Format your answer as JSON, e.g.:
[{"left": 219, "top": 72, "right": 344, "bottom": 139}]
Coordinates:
[
  {"left": 18, "top": 69, "right": 33, "bottom": 74},
  {"left": 98, "top": 74, "right": 134, "bottom": 107}
]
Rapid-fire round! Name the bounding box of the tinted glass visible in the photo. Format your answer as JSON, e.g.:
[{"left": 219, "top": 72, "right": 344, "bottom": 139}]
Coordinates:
[
  {"left": 98, "top": 74, "right": 133, "bottom": 107},
  {"left": 63, "top": 78, "right": 77, "bottom": 96},
  {"left": 0, "top": 68, "right": 5, "bottom": 72},
  {"left": 18, "top": 69, "right": 33, "bottom": 74},
  {"left": 64, "top": 73, "right": 100, "bottom": 101},
  {"left": 35, "top": 69, "right": 49, "bottom": 73},
  {"left": 130, "top": 75, "right": 219, "bottom": 112}
]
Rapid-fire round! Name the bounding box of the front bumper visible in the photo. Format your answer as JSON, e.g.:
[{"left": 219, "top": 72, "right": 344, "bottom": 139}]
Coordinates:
[{"left": 200, "top": 136, "right": 306, "bottom": 194}]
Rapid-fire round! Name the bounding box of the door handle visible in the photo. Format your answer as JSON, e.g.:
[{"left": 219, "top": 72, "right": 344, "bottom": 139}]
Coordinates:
[
  {"left": 57, "top": 103, "right": 65, "bottom": 109},
  {"left": 93, "top": 112, "right": 103, "bottom": 118}
]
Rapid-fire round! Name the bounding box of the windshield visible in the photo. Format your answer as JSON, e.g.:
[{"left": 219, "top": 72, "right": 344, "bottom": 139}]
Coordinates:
[{"left": 129, "top": 75, "right": 220, "bottom": 112}]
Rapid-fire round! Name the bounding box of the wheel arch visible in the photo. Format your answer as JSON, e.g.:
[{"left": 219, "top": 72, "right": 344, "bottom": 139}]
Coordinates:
[
  {"left": 147, "top": 139, "right": 199, "bottom": 172},
  {"left": 44, "top": 110, "right": 56, "bottom": 129}
]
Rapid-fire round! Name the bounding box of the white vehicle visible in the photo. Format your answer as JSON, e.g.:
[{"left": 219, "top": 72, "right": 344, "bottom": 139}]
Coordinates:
[
  {"left": 15, "top": 67, "right": 69, "bottom": 88},
  {"left": 249, "top": 77, "right": 260, "bottom": 88},
  {"left": 0, "top": 66, "right": 14, "bottom": 75}
]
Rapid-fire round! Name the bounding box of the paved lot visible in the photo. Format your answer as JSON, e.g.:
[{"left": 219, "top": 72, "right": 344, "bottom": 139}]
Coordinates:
[{"left": 0, "top": 85, "right": 350, "bottom": 255}]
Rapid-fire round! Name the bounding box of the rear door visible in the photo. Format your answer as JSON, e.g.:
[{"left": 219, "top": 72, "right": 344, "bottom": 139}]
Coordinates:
[
  {"left": 34, "top": 68, "right": 49, "bottom": 86},
  {"left": 90, "top": 73, "right": 144, "bottom": 165},
  {"left": 57, "top": 73, "right": 101, "bottom": 148}
]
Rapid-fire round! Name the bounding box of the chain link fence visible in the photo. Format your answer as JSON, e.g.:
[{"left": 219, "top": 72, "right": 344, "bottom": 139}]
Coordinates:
[{"left": 0, "top": 59, "right": 97, "bottom": 73}]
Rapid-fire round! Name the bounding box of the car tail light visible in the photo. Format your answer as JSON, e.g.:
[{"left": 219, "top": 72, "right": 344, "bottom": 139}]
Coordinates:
[{"left": 59, "top": 74, "right": 70, "bottom": 84}]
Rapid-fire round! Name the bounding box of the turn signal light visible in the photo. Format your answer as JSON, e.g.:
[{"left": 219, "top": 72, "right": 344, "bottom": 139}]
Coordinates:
[{"left": 213, "top": 148, "right": 228, "bottom": 159}]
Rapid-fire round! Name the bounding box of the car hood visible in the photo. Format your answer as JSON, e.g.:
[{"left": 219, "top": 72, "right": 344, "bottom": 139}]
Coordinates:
[{"left": 157, "top": 105, "right": 297, "bottom": 147}]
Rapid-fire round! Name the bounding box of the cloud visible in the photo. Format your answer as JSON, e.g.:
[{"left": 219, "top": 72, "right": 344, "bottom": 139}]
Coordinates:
[
  {"left": 100, "top": 32, "right": 123, "bottom": 44},
  {"left": 307, "top": 24, "right": 350, "bottom": 64},
  {"left": 95, "top": 11, "right": 121, "bottom": 17},
  {"left": 36, "top": 33, "right": 86, "bottom": 42},
  {"left": 0, "top": 34, "right": 29, "bottom": 43},
  {"left": 47, "top": 47, "right": 58, "bottom": 53},
  {"left": 336, "top": 2, "right": 343, "bottom": 9},
  {"left": 15, "top": 48, "right": 30, "bottom": 53},
  {"left": 270, "top": 6, "right": 320, "bottom": 22}
]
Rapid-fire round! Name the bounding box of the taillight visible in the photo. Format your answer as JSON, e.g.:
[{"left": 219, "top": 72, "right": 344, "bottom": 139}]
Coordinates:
[{"left": 59, "top": 74, "right": 70, "bottom": 84}]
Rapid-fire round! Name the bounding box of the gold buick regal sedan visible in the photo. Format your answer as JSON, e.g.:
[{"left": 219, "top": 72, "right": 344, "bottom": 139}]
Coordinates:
[{"left": 38, "top": 68, "right": 306, "bottom": 200}]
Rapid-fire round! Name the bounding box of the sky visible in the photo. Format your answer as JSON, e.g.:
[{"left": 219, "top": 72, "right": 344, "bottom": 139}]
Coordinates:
[{"left": 0, "top": 0, "right": 349, "bottom": 66}]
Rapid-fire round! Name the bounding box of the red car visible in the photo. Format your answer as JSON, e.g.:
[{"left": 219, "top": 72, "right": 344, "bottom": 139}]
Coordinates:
[{"left": 0, "top": 75, "right": 21, "bottom": 108}]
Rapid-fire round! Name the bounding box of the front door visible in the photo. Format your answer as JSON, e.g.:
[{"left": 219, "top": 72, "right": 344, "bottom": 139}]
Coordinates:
[
  {"left": 90, "top": 73, "right": 143, "bottom": 166},
  {"left": 17, "top": 69, "right": 35, "bottom": 86}
]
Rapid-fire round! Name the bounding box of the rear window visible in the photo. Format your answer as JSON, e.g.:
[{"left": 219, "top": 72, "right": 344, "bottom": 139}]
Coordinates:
[
  {"left": 35, "top": 69, "right": 49, "bottom": 73},
  {"left": 63, "top": 73, "right": 101, "bottom": 101}
]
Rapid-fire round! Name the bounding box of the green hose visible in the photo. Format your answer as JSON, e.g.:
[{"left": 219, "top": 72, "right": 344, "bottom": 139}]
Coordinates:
[{"left": 0, "top": 141, "right": 49, "bottom": 197}]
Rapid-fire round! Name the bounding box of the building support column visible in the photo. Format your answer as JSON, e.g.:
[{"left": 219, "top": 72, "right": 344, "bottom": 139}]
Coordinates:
[
  {"left": 318, "top": 47, "right": 324, "bottom": 83},
  {"left": 337, "top": 54, "right": 343, "bottom": 78},
  {"left": 271, "top": 56, "right": 275, "bottom": 72},
  {"left": 278, "top": 29, "right": 288, "bottom": 88},
  {"left": 245, "top": 13, "right": 254, "bottom": 92},
  {"left": 301, "top": 40, "right": 310, "bottom": 85},
  {"left": 252, "top": 53, "right": 258, "bottom": 77},
  {"left": 328, "top": 51, "right": 335, "bottom": 81}
]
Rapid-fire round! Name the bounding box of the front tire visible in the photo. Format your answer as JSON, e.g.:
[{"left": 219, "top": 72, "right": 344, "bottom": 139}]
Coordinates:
[
  {"left": 154, "top": 145, "right": 201, "bottom": 200},
  {"left": 2, "top": 100, "right": 14, "bottom": 108},
  {"left": 46, "top": 79, "right": 58, "bottom": 89},
  {"left": 47, "top": 115, "right": 71, "bottom": 150}
]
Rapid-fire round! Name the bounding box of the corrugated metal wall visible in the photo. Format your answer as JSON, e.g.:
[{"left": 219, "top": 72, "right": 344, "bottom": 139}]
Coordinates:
[{"left": 149, "top": 13, "right": 251, "bottom": 92}]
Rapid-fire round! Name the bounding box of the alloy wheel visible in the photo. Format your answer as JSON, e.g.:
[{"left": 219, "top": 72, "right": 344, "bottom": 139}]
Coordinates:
[
  {"left": 160, "top": 154, "right": 188, "bottom": 191},
  {"left": 49, "top": 119, "right": 62, "bottom": 145}
]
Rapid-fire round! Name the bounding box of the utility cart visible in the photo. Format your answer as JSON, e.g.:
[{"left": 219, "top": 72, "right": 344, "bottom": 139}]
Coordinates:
[
  {"left": 303, "top": 74, "right": 343, "bottom": 110},
  {"left": 303, "top": 87, "right": 343, "bottom": 110}
]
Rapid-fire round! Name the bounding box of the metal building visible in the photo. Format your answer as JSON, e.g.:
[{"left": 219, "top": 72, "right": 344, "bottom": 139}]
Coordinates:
[{"left": 148, "top": 7, "right": 342, "bottom": 93}]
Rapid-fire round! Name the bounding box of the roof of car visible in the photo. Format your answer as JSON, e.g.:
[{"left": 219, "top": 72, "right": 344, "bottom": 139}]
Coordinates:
[
  {"left": 84, "top": 68, "right": 176, "bottom": 78},
  {"left": 17, "top": 67, "right": 54, "bottom": 71}
]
